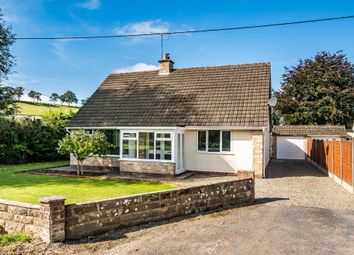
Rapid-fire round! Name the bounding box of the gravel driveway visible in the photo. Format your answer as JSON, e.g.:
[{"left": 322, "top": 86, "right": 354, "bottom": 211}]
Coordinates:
[{"left": 3, "top": 160, "right": 354, "bottom": 255}]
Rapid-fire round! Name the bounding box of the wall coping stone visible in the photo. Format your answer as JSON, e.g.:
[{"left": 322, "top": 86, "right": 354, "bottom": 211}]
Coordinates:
[
  {"left": 39, "top": 195, "right": 66, "bottom": 204},
  {"left": 0, "top": 199, "right": 40, "bottom": 209}
]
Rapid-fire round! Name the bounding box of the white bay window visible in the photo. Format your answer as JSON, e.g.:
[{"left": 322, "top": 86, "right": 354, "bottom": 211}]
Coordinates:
[{"left": 122, "top": 131, "right": 173, "bottom": 161}]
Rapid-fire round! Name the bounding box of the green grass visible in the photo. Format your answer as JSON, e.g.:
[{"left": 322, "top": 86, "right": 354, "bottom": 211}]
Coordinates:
[
  {"left": 0, "top": 161, "right": 175, "bottom": 204},
  {"left": 0, "top": 233, "right": 30, "bottom": 245},
  {"left": 16, "top": 101, "right": 79, "bottom": 116}
]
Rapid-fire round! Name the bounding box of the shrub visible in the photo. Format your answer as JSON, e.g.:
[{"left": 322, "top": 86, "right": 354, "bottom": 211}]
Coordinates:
[
  {"left": 0, "top": 110, "right": 75, "bottom": 164},
  {"left": 58, "top": 130, "right": 111, "bottom": 175}
]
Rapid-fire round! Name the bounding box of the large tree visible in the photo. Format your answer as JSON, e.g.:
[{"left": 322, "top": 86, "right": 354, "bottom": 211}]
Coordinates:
[
  {"left": 275, "top": 51, "right": 354, "bottom": 128},
  {"left": 28, "top": 90, "right": 41, "bottom": 102},
  {"left": 50, "top": 92, "right": 59, "bottom": 104},
  {"left": 14, "top": 86, "right": 24, "bottom": 101},
  {"left": 0, "top": 8, "right": 16, "bottom": 116},
  {"left": 60, "top": 90, "right": 78, "bottom": 106}
]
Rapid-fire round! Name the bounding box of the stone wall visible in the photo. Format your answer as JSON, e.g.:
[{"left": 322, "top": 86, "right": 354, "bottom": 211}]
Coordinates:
[
  {"left": 65, "top": 178, "right": 254, "bottom": 240},
  {"left": 0, "top": 197, "right": 66, "bottom": 243},
  {"left": 120, "top": 160, "right": 175, "bottom": 176},
  {"left": 0, "top": 199, "right": 41, "bottom": 237},
  {"left": 252, "top": 131, "right": 264, "bottom": 177},
  {"left": 70, "top": 154, "right": 120, "bottom": 170}
]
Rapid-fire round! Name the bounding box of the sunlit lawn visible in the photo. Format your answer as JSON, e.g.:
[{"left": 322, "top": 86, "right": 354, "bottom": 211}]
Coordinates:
[{"left": 0, "top": 161, "right": 175, "bottom": 205}]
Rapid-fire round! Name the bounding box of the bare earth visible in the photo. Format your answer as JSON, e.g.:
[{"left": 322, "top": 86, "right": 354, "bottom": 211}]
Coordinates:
[{"left": 2, "top": 160, "right": 354, "bottom": 255}]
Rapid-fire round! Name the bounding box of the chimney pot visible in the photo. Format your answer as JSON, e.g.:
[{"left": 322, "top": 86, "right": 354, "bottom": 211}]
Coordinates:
[{"left": 159, "top": 53, "right": 174, "bottom": 75}]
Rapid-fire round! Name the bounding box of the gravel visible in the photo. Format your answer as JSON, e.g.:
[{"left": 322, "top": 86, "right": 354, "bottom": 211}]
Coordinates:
[{"left": 256, "top": 159, "right": 354, "bottom": 211}]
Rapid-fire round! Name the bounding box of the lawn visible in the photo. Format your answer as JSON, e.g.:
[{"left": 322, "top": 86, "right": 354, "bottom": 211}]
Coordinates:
[
  {"left": 0, "top": 161, "right": 175, "bottom": 204},
  {"left": 16, "top": 101, "right": 79, "bottom": 116}
]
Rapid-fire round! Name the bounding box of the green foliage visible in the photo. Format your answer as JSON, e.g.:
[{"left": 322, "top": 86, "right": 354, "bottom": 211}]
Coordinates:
[
  {"left": 0, "top": 85, "right": 17, "bottom": 116},
  {"left": 50, "top": 92, "right": 59, "bottom": 103},
  {"left": 27, "top": 90, "right": 41, "bottom": 102},
  {"left": 0, "top": 111, "right": 75, "bottom": 164},
  {"left": 58, "top": 130, "right": 111, "bottom": 174},
  {"left": 0, "top": 233, "right": 30, "bottom": 245},
  {"left": 0, "top": 8, "right": 15, "bottom": 80},
  {"left": 13, "top": 86, "right": 24, "bottom": 101},
  {"left": 275, "top": 51, "right": 354, "bottom": 128},
  {"left": 60, "top": 90, "right": 78, "bottom": 106}
]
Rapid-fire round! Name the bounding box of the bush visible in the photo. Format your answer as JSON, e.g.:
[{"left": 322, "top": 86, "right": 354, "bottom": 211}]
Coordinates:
[{"left": 0, "top": 110, "right": 74, "bottom": 164}]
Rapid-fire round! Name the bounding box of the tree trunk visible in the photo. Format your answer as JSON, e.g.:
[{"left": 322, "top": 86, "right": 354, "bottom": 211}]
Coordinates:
[
  {"left": 80, "top": 161, "right": 84, "bottom": 175},
  {"left": 76, "top": 161, "right": 81, "bottom": 175}
]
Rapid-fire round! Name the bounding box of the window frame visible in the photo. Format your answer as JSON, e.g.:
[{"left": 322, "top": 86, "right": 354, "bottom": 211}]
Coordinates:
[
  {"left": 120, "top": 131, "right": 174, "bottom": 162},
  {"left": 197, "top": 130, "right": 232, "bottom": 154}
]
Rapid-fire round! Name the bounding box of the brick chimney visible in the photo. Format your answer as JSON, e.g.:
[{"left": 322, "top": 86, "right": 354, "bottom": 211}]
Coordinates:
[{"left": 159, "top": 53, "right": 174, "bottom": 75}]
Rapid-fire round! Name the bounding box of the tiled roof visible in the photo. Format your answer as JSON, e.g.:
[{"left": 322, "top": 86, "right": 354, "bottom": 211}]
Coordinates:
[
  {"left": 272, "top": 125, "right": 347, "bottom": 137},
  {"left": 68, "top": 63, "right": 271, "bottom": 128}
]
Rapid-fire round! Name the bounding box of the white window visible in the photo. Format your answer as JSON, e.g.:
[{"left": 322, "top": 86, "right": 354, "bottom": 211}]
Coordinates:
[
  {"left": 197, "top": 130, "right": 231, "bottom": 153},
  {"left": 122, "top": 132, "right": 138, "bottom": 158},
  {"left": 122, "top": 131, "right": 173, "bottom": 161}
]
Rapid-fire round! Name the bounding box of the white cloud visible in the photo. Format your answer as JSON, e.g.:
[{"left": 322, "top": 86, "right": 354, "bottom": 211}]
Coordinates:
[
  {"left": 77, "top": 0, "right": 101, "bottom": 10},
  {"left": 113, "top": 20, "right": 169, "bottom": 35},
  {"left": 113, "top": 63, "right": 158, "bottom": 73}
]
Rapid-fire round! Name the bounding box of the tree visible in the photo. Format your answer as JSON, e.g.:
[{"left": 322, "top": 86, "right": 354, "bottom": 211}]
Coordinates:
[
  {"left": 81, "top": 97, "right": 89, "bottom": 106},
  {"left": 58, "top": 130, "right": 111, "bottom": 175},
  {"left": 0, "top": 9, "right": 16, "bottom": 116},
  {"left": 0, "top": 85, "right": 17, "bottom": 116},
  {"left": 60, "top": 90, "right": 78, "bottom": 106},
  {"left": 14, "top": 86, "right": 24, "bottom": 101},
  {"left": 28, "top": 90, "right": 41, "bottom": 102},
  {"left": 0, "top": 8, "right": 15, "bottom": 81},
  {"left": 275, "top": 51, "right": 354, "bottom": 128},
  {"left": 50, "top": 93, "right": 59, "bottom": 104}
]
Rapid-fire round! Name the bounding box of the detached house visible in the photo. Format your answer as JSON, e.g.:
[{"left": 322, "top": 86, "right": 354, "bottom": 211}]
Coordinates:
[{"left": 67, "top": 54, "right": 271, "bottom": 177}]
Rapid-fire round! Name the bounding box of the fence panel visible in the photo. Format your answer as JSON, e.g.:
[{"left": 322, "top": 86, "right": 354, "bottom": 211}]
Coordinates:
[
  {"left": 333, "top": 141, "right": 341, "bottom": 178},
  {"left": 307, "top": 138, "right": 353, "bottom": 192},
  {"left": 342, "top": 141, "right": 353, "bottom": 185}
]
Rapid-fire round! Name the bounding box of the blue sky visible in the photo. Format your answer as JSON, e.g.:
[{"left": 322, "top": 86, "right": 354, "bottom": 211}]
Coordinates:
[{"left": 1, "top": 0, "right": 354, "bottom": 104}]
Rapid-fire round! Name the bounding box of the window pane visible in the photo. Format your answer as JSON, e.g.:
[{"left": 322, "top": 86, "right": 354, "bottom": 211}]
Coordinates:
[
  {"left": 222, "top": 131, "right": 231, "bottom": 151},
  {"left": 208, "top": 130, "right": 220, "bottom": 152},
  {"left": 138, "top": 132, "right": 154, "bottom": 159},
  {"left": 103, "top": 130, "right": 120, "bottom": 155},
  {"left": 122, "top": 139, "right": 137, "bottom": 158},
  {"left": 156, "top": 133, "right": 171, "bottom": 139},
  {"left": 198, "top": 131, "right": 206, "bottom": 151},
  {"left": 156, "top": 140, "right": 172, "bottom": 160},
  {"left": 123, "top": 133, "right": 136, "bottom": 138}
]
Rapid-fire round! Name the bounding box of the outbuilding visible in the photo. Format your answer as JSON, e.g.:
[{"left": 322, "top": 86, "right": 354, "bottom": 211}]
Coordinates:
[{"left": 272, "top": 125, "right": 347, "bottom": 160}]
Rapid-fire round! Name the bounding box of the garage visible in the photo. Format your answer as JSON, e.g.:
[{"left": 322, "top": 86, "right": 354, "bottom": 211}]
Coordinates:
[
  {"left": 276, "top": 136, "right": 306, "bottom": 159},
  {"left": 272, "top": 125, "right": 347, "bottom": 160}
]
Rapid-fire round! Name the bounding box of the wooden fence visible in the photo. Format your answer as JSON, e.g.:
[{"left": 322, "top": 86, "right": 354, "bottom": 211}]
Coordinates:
[{"left": 306, "top": 138, "right": 353, "bottom": 193}]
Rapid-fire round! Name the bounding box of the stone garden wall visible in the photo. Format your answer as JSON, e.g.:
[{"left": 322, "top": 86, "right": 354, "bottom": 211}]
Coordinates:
[
  {"left": 0, "top": 199, "right": 41, "bottom": 238},
  {"left": 65, "top": 178, "right": 254, "bottom": 240},
  {"left": 0, "top": 179, "right": 255, "bottom": 242}
]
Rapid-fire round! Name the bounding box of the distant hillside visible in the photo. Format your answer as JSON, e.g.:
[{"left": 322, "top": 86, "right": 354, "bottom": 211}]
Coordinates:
[{"left": 16, "top": 101, "right": 79, "bottom": 116}]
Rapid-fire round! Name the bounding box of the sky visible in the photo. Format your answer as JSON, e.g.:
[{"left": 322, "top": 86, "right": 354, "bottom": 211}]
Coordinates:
[{"left": 1, "top": 0, "right": 354, "bottom": 104}]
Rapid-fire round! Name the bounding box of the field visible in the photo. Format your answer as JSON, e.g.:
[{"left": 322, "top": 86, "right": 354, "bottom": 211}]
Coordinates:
[
  {"left": 16, "top": 101, "right": 79, "bottom": 116},
  {"left": 0, "top": 161, "right": 175, "bottom": 204}
]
